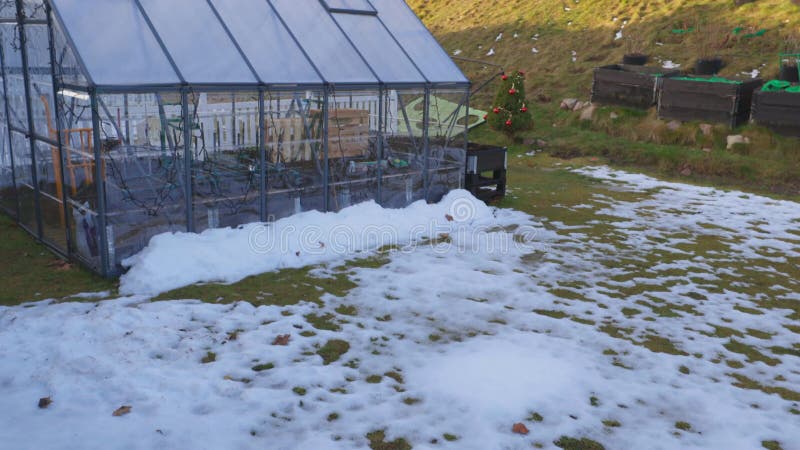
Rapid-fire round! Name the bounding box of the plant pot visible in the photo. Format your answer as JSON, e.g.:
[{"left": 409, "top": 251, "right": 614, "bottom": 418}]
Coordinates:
[
  {"left": 695, "top": 57, "right": 723, "bottom": 75},
  {"left": 622, "top": 53, "right": 648, "bottom": 66},
  {"left": 779, "top": 64, "right": 799, "bottom": 83}
]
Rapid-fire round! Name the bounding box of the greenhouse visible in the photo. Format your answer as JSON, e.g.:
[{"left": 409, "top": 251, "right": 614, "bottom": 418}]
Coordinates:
[{"left": 0, "top": 0, "right": 472, "bottom": 276}]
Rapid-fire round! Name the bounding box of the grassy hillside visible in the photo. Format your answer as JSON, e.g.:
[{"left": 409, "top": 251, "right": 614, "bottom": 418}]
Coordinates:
[
  {"left": 409, "top": 0, "right": 800, "bottom": 196},
  {"left": 409, "top": 0, "right": 800, "bottom": 103}
]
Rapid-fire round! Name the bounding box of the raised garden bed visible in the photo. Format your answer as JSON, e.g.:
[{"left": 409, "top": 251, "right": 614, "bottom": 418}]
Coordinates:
[
  {"left": 752, "top": 82, "right": 800, "bottom": 137},
  {"left": 591, "top": 64, "right": 680, "bottom": 109},
  {"left": 658, "top": 76, "right": 764, "bottom": 128},
  {"left": 465, "top": 143, "right": 506, "bottom": 201}
]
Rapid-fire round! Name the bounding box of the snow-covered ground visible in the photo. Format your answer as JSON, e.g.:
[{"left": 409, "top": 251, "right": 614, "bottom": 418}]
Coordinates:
[{"left": 1, "top": 168, "right": 798, "bottom": 450}]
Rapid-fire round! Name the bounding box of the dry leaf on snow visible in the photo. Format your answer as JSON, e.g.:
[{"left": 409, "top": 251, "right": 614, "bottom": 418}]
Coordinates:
[{"left": 112, "top": 405, "right": 132, "bottom": 417}]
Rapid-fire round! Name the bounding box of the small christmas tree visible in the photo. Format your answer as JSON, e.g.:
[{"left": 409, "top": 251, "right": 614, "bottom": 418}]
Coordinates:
[{"left": 486, "top": 70, "right": 533, "bottom": 135}]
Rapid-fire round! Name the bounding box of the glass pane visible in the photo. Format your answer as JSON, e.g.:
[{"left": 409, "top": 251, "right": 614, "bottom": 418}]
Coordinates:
[
  {"left": 371, "top": 0, "right": 467, "bottom": 84},
  {"left": 22, "top": 0, "right": 46, "bottom": 20},
  {"left": 210, "top": 0, "right": 321, "bottom": 86},
  {"left": 382, "top": 88, "right": 425, "bottom": 207},
  {"left": 1, "top": 24, "right": 28, "bottom": 130},
  {"left": 51, "top": 0, "right": 179, "bottom": 86},
  {"left": 333, "top": 13, "right": 425, "bottom": 84},
  {"left": 24, "top": 24, "right": 55, "bottom": 140},
  {"left": 427, "top": 89, "right": 467, "bottom": 202},
  {"left": 321, "top": 0, "right": 375, "bottom": 13},
  {"left": 0, "top": 1, "right": 16, "bottom": 19},
  {"left": 265, "top": 90, "right": 325, "bottom": 220},
  {"left": 56, "top": 88, "right": 101, "bottom": 269},
  {"left": 270, "top": 0, "right": 377, "bottom": 85},
  {"left": 98, "top": 92, "right": 187, "bottom": 273},
  {"left": 50, "top": 11, "right": 89, "bottom": 87},
  {"left": 325, "top": 88, "right": 381, "bottom": 210},
  {"left": 139, "top": 0, "right": 256, "bottom": 84},
  {"left": 0, "top": 68, "right": 15, "bottom": 216},
  {"left": 34, "top": 138, "right": 67, "bottom": 250},
  {"left": 10, "top": 131, "right": 36, "bottom": 231},
  {"left": 189, "top": 91, "right": 260, "bottom": 232}
]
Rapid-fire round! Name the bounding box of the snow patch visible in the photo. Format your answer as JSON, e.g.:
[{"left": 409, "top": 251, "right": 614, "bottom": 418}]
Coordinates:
[{"left": 120, "top": 191, "right": 523, "bottom": 296}]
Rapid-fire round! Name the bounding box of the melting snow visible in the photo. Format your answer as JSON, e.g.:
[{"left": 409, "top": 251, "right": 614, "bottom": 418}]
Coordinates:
[{"left": 1, "top": 168, "right": 799, "bottom": 449}]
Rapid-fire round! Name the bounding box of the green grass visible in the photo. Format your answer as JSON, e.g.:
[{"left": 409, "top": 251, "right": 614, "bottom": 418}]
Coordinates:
[
  {"left": 554, "top": 436, "right": 606, "bottom": 450},
  {"left": 0, "top": 215, "right": 114, "bottom": 306},
  {"left": 201, "top": 351, "right": 216, "bottom": 364},
  {"left": 317, "top": 339, "right": 351, "bottom": 365},
  {"left": 292, "top": 386, "right": 307, "bottom": 396},
  {"left": 411, "top": 0, "right": 800, "bottom": 104},
  {"left": 416, "top": 0, "right": 800, "bottom": 197},
  {"left": 252, "top": 363, "right": 274, "bottom": 372},
  {"left": 366, "top": 430, "right": 412, "bottom": 450},
  {"left": 153, "top": 266, "right": 355, "bottom": 305}
]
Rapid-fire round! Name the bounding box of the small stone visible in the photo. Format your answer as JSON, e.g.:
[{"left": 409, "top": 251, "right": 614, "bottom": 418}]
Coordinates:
[
  {"left": 610, "top": 112, "right": 619, "bottom": 120},
  {"left": 38, "top": 397, "right": 52, "bottom": 409},
  {"left": 572, "top": 101, "right": 585, "bottom": 111},
  {"left": 560, "top": 98, "right": 578, "bottom": 110},
  {"left": 699, "top": 123, "right": 713, "bottom": 136},
  {"left": 726, "top": 135, "right": 750, "bottom": 149},
  {"left": 580, "top": 104, "right": 597, "bottom": 121},
  {"left": 702, "top": 147, "right": 712, "bottom": 153},
  {"left": 666, "top": 120, "right": 681, "bottom": 131},
  {"left": 680, "top": 167, "right": 692, "bottom": 176}
]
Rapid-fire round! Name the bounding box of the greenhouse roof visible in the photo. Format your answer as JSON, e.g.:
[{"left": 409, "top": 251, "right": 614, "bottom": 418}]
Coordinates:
[{"left": 49, "top": 0, "right": 468, "bottom": 90}]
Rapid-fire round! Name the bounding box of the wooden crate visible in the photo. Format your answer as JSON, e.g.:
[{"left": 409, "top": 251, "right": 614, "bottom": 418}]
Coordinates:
[
  {"left": 658, "top": 76, "right": 763, "bottom": 128},
  {"left": 591, "top": 64, "right": 680, "bottom": 109},
  {"left": 311, "top": 109, "right": 370, "bottom": 158},
  {"left": 265, "top": 117, "right": 312, "bottom": 163},
  {"left": 751, "top": 90, "right": 800, "bottom": 137}
]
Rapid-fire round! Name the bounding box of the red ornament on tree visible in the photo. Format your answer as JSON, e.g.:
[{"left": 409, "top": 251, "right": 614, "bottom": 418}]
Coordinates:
[
  {"left": 483, "top": 114, "right": 488, "bottom": 120},
  {"left": 509, "top": 88, "right": 517, "bottom": 95},
  {"left": 505, "top": 119, "right": 513, "bottom": 127},
  {"left": 518, "top": 70, "right": 526, "bottom": 76},
  {"left": 501, "top": 74, "right": 509, "bottom": 81},
  {"left": 520, "top": 106, "right": 528, "bottom": 113},
  {"left": 493, "top": 107, "right": 500, "bottom": 114}
]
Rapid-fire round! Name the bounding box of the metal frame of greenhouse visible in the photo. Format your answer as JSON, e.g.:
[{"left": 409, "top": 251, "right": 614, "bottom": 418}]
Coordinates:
[{"left": 0, "top": 0, "right": 472, "bottom": 277}]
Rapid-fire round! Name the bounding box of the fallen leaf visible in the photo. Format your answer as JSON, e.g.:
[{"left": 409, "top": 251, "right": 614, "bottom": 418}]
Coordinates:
[
  {"left": 38, "top": 397, "right": 52, "bottom": 409},
  {"left": 445, "top": 214, "right": 454, "bottom": 222},
  {"left": 112, "top": 405, "right": 132, "bottom": 417},
  {"left": 272, "top": 334, "right": 291, "bottom": 346},
  {"left": 47, "top": 260, "right": 72, "bottom": 271},
  {"left": 512, "top": 423, "right": 529, "bottom": 435}
]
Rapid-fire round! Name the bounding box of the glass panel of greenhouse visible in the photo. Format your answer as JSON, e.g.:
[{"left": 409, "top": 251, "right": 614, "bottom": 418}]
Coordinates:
[{"left": 0, "top": 0, "right": 470, "bottom": 277}]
